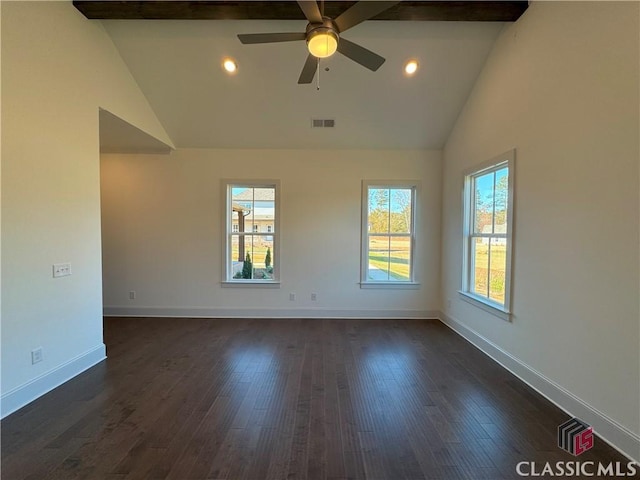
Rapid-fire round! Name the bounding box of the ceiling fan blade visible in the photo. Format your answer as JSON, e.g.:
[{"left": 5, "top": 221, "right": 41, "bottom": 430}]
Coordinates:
[
  {"left": 337, "top": 38, "right": 385, "bottom": 71},
  {"left": 238, "top": 32, "right": 306, "bottom": 44},
  {"left": 297, "top": 1, "right": 323, "bottom": 24},
  {"left": 334, "top": 1, "right": 401, "bottom": 33},
  {"left": 298, "top": 54, "right": 317, "bottom": 84}
]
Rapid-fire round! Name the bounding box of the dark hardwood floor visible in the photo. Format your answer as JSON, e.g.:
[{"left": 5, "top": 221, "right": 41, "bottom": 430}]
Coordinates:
[{"left": 2, "top": 318, "right": 636, "bottom": 479}]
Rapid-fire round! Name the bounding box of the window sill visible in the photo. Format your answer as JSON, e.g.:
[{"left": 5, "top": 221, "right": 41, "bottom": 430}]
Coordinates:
[
  {"left": 360, "top": 282, "right": 420, "bottom": 290},
  {"left": 458, "top": 291, "right": 511, "bottom": 321},
  {"left": 221, "top": 281, "right": 281, "bottom": 288}
]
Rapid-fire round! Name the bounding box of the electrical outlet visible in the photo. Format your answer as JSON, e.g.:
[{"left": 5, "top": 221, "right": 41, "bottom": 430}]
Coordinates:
[
  {"left": 311, "top": 293, "right": 317, "bottom": 301},
  {"left": 31, "top": 347, "right": 43, "bottom": 365},
  {"left": 289, "top": 293, "right": 296, "bottom": 301},
  {"left": 129, "top": 291, "right": 136, "bottom": 300},
  {"left": 52, "top": 263, "right": 71, "bottom": 278}
]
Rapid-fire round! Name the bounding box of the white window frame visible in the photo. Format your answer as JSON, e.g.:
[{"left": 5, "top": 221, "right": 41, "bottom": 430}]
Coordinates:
[
  {"left": 460, "top": 149, "right": 514, "bottom": 320},
  {"left": 360, "top": 180, "right": 420, "bottom": 289},
  {"left": 222, "top": 180, "right": 280, "bottom": 287}
]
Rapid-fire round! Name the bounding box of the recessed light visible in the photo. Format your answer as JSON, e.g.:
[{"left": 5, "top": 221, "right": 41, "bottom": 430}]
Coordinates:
[
  {"left": 223, "top": 58, "right": 237, "bottom": 73},
  {"left": 404, "top": 60, "right": 418, "bottom": 76}
]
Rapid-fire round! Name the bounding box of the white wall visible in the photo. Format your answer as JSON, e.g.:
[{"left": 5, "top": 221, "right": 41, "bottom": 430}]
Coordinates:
[
  {"left": 101, "top": 149, "right": 441, "bottom": 318},
  {"left": 1, "top": 1, "right": 172, "bottom": 416},
  {"left": 441, "top": 1, "right": 639, "bottom": 460}
]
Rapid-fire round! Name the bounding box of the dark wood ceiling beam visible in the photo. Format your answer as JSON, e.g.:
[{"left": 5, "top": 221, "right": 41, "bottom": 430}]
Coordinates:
[{"left": 72, "top": 1, "right": 528, "bottom": 22}]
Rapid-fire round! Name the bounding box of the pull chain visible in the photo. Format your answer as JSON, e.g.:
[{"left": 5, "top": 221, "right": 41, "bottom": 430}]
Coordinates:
[{"left": 316, "top": 57, "right": 320, "bottom": 91}]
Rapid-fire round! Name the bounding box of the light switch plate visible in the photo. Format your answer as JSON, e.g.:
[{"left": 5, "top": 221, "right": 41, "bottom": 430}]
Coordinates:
[
  {"left": 53, "top": 263, "right": 71, "bottom": 278},
  {"left": 31, "top": 347, "right": 43, "bottom": 364}
]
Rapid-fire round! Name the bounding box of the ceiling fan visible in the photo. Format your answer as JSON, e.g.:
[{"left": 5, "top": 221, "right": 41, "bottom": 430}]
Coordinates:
[{"left": 237, "top": 1, "right": 401, "bottom": 84}]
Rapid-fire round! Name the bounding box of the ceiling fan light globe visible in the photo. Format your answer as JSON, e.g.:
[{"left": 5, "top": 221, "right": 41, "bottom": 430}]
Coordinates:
[{"left": 307, "top": 30, "right": 338, "bottom": 58}]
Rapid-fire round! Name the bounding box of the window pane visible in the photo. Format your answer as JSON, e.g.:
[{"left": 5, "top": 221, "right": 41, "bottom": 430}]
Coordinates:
[
  {"left": 232, "top": 187, "right": 254, "bottom": 233},
  {"left": 253, "top": 235, "right": 274, "bottom": 280},
  {"left": 471, "top": 237, "right": 489, "bottom": 298},
  {"left": 489, "top": 239, "right": 506, "bottom": 304},
  {"left": 494, "top": 168, "right": 508, "bottom": 233},
  {"left": 368, "top": 188, "right": 389, "bottom": 234},
  {"left": 474, "top": 172, "right": 495, "bottom": 234},
  {"left": 230, "top": 235, "right": 275, "bottom": 280},
  {"left": 390, "top": 188, "right": 412, "bottom": 234},
  {"left": 367, "top": 236, "right": 411, "bottom": 282},
  {"left": 368, "top": 235, "right": 390, "bottom": 281},
  {"left": 389, "top": 236, "right": 411, "bottom": 281},
  {"left": 232, "top": 210, "right": 239, "bottom": 233},
  {"left": 254, "top": 187, "right": 275, "bottom": 230},
  {"left": 230, "top": 235, "right": 247, "bottom": 278}
]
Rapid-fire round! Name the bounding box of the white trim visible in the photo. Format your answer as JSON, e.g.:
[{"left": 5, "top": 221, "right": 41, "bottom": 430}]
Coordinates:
[
  {"left": 458, "top": 290, "right": 511, "bottom": 321},
  {"left": 104, "top": 306, "right": 438, "bottom": 320},
  {"left": 0, "top": 344, "right": 106, "bottom": 419},
  {"left": 438, "top": 311, "right": 640, "bottom": 463},
  {"left": 461, "top": 149, "right": 515, "bottom": 177},
  {"left": 461, "top": 149, "right": 515, "bottom": 317},
  {"left": 222, "top": 179, "right": 280, "bottom": 283},
  {"left": 221, "top": 281, "right": 280, "bottom": 288},
  {"left": 360, "top": 282, "right": 420, "bottom": 290}
]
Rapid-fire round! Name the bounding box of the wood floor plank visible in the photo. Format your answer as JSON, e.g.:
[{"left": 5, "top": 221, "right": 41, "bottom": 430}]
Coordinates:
[
  {"left": 306, "top": 325, "right": 327, "bottom": 480},
  {"left": 2, "top": 318, "right": 637, "bottom": 480}
]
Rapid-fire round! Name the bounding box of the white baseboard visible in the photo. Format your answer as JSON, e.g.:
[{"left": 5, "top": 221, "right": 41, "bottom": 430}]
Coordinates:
[
  {"left": 1, "top": 344, "right": 106, "bottom": 419},
  {"left": 103, "top": 305, "right": 439, "bottom": 320},
  {"left": 438, "top": 311, "right": 640, "bottom": 463}
]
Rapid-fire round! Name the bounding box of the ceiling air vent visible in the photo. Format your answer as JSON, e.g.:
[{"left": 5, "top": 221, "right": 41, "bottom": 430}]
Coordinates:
[{"left": 311, "top": 118, "right": 335, "bottom": 128}]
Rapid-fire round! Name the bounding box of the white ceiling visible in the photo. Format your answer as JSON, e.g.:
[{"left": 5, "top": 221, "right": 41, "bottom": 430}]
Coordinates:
[{"left": 102, "top": 19, "right": 504, "bottom": 149}]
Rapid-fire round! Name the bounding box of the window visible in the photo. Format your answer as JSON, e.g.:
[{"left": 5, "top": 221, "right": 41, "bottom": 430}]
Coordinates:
[
  {"left": 461, "top": 150, "right": 514, "bottom": 317},
  {"left": 361, "top": 182, "right": 418, "bottom": 287},
  {"left": 225, "top": 182, "right": 278, "bottom": 283}
]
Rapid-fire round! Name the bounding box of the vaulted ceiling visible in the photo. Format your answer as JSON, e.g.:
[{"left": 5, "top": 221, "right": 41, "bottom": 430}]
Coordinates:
[{"left": 77, "top": 2, "right": 526, "bottom": 150}]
